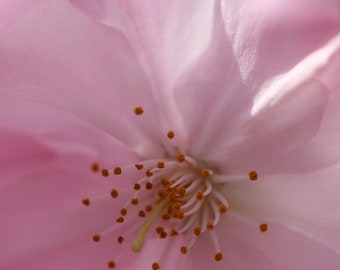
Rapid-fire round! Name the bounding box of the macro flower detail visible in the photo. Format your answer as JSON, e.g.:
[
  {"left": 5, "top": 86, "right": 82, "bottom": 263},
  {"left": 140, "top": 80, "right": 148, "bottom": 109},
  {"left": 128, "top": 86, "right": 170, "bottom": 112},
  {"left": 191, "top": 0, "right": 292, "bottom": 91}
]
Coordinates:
[
  {"left": 0, "top": 0, "right": 340, "bottom": 270},
  {"left": 84, "top": 110, "right": 261, "bottom": 266}
]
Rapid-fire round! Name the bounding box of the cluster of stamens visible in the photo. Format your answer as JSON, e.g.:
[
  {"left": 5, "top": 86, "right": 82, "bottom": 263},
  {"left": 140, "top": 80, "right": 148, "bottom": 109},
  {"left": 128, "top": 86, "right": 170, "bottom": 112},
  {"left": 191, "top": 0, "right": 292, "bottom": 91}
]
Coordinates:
[{"left": 81, "top": 106, "right": 266, "bottom": 269}]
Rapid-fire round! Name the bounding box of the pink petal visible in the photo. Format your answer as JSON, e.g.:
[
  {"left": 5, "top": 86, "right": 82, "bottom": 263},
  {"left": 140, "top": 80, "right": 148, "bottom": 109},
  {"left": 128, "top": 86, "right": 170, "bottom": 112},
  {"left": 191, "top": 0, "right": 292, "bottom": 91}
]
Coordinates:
[
  {"left": 0, "top": 127, "right": 56, "bottom": 184},
  {"left": 0, "top": 128, "right": 140, "bottom": 268},
  {"left": 0, "top": 151, "right": 126, "bottom": 268},
  {"left": 176, "top": 212, "right": 340, "bottom": 269},
  {"left": 0, "top": 0, "right": 164, "bottom": 157},
  {"left": 223, "top": 163, "right": 340, "bottom": 256},
  {"left": 221, "top": 0, "right": 340, "bottom": 85},
  {"left": 0, "top": 0, "right": 45, "bottom": 30},
  {"left": 207, "top": 35, "right": 340, "bottom": 174},
  {"left": 70, "top": 0, "right": 226, "bottom": 142}
]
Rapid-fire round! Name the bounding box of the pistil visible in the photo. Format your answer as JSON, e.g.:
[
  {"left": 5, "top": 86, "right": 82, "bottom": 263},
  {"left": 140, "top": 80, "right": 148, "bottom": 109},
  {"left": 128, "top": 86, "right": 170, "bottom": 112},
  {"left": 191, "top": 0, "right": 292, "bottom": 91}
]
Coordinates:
[{"left": 132, "top": 196, "right": 170, "bottom": 252}]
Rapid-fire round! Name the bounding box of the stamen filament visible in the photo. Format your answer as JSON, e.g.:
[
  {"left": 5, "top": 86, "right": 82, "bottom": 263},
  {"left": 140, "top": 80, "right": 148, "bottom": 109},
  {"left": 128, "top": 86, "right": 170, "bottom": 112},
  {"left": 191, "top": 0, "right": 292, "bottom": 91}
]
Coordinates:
[{"left": 132, "top": 196, "right": 170, "bottom": 252}]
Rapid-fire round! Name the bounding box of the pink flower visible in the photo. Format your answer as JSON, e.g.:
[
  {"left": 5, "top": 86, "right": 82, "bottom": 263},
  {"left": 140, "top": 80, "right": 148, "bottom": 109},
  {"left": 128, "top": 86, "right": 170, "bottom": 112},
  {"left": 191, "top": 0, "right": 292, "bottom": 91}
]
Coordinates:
[{"left": 1, "top": 0, "right": 340, "bottom": 269}]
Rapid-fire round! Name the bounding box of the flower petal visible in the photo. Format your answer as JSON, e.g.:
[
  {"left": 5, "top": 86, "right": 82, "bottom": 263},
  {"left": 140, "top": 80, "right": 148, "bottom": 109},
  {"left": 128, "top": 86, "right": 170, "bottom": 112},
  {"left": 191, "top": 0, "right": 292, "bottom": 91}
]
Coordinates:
[
  {"left": 224, "top": 162, "right": 340, "bottom": 256},
  {"left": 70, "top": 0, "right": 226, "bottom": 142},
  {"left": 208, "top": 35, "right": 340, "bottom": 174},
  {"left": 221, "top": 0, "right": 340, "bottom": 85},
  {"left": 0, "top": 0, "right": 45, "bottom": 30},
  {"left": 180, "top": 212, "right": 340, "bottom": 269},
  {"left": 0, "top": 0, "right": 163, "bottom": 157}
]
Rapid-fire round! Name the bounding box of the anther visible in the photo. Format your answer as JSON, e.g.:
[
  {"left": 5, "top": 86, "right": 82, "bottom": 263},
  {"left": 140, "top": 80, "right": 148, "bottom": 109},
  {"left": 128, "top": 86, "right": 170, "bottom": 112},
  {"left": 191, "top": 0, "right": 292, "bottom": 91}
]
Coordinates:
[
  {"left": 249, "top": 170, "right": 258, "bottom": 181},
  {"left": 146, "top": 170, "right": 153, "bottom": 177},
  {"left": 206, "top": 221, "right": 214, "bottom": 230},
  {"left": 214, "top": 252, "right": 223, "bottom": 262},
  {"left": 196, "top": 192, "right": 204, "bottom": 200},
  {"left": 180, "top": 246, "right": 188, "bottom": 254},
  {"left": 118, "top": 236, "right": 124, "bottom": 244},
  {"left": 167, "top": 130, "right": 175, "bottom": 139},
  {"left": 152, "top": 262, "right": 160, "bottom": 270},
  {"left": 134, "top": 107, "right": 144, "bottom": 115},
  {"left": 259, "top": 223, "right": 268, "bottom": 232},
  {"left": 158, "top": 190, "right": 166, "bottom": 198},
  {"left": 116, "top": 217, "right": 125, "bottom": 223},
  {"left": 177, "top": 187, "right": 186, "bottom": 196},
  {"left": 145, "top": 205, "right": 153, "bottom": 212},
  {"left": 162, "top": 213, "right": 171, "bottom": 220},
  {"left": 101, "top": 169, "right": 109, "bottom": 177},
  {"left": 92, "top": 234, "right": 101, "bottom": 242},
  {"left": 114, "top": 167, "right": 122, "bottom": 175},
  {"left": 176, "top": 153, "right": 186, "bottom": 162},
  {"left": 82, "top": 198, "right": 90, "bottom": 206},
  {"left": 131, "top": 198, "right": 139, "bottom": 205},
  {"left": 219, "top": 204, "right": 228, "bottom": 214},
  {"left": 135, "top": 164, "right": 144, "bottom": 170},
  {"left": 91, "top": 163, "right": 99, "bottom": 172},
  {"left": 134, "top": 183, "right": 141, "bottom": 190},
  {"left": 120, "top": 208, "right": 127, "bottom": 216},
  {"left": 169, "top": 229, "right": 178, "bottom": 237},
  {"left": 156, "top": 227, "right": 164, "bottom": 234},
  {"left": 159, "top": 231, "right": 167, "bottom": 239},
  {"left": 139, "top": 210, "right": 146, "bottom": 217},
  {"left": 111, "top": 189, "right": 119, "bottom": 198},
  {"left": 175, "top": 211, "right": 185, "bottom": 219},
  {"left": 107, "top": 260, "right": 116, "bottom": 268},
  {"left": 145, "top": 182, "right": 153, "bottom": 190},
  {"left": 194, "top": 226, "right": 201, "bottom": 236},
  {"left": 201, "top": 169, "right": 212, "bottom": 177},
  {"left": 157, "top": 162, "right": 165, "bottom": 169}
]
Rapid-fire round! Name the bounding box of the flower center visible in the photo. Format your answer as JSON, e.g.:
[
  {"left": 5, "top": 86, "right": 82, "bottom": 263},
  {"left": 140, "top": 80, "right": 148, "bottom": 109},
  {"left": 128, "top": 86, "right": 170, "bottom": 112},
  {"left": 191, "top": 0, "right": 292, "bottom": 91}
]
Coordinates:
[{"left": 82, "top": 106, "right": 261, "bottom": 269}]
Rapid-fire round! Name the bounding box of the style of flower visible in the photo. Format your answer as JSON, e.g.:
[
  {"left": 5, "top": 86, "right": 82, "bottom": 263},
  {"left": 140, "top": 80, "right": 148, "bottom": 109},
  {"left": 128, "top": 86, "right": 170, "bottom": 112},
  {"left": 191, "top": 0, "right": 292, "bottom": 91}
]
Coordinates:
[{"left": 0, "top": 0, "right": 340, "bottom": 270}]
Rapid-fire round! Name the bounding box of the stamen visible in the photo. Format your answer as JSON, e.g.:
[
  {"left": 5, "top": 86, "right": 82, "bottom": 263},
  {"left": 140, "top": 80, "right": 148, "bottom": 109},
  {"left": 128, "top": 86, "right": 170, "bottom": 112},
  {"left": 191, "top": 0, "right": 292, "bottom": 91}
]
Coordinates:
[
  {"left": 116, "top": 217, "right": 125, "bottom": 223},
  {"left": 135, "top": 164, "right": 144, "bottom": 170},
  {"left": 134, "top": 183, "right": 141, "bottom": 190},
  {"left": 120, "top": 208, "right": 127, "bottom": 216},
  {"left": 180, "top": 246, "right": 188, "bottom": 254},
  {"left": 114, "top": 167, "right": 122, "bottom": 175},
  {"left": 259, "top": 223, "right": 268, "bottom": 232},
  {"left": 132, "top": 196, "right": 170, "bottom": 252},
  {"left": 206, "top": 221, "right": 214, "bottom": 230},
  {"left": 176, "top": 153, "right": 186, "bottom": 162},
  {"left": 156, "top": 227, "right": 164, "bottom": 234},
  {"left": 249, "top": 170, "right": 258, "bottom": 181},
  {"left": 134, "top": 106, "right": 144, "bottom": 115},
  {"left": 145, "top": 182, "right": 153, "bottom": 190},
  {"left": 201, "top": 169, "right": 213, "bottom": 177},
  {"left": 102, "top": 169, "right": 109, "bottom": 177},
  {"left": 107, "top": 260, "right": 116, "bottom": 268},
  {"left": 159, "top": 231, "right": 167, "bottom": 239},
  {"left": 169, "top": 228, "right": 179, "bottom": 236},
  {"left": 145, "top": 205, "right": 153, "bottom": 212},
  {"left": 111, "top": 189, "right": 119, "bottom": 198},
  {"left": 196, "top": 192, "right": 204, "bottom": 200},
  {"left": 146, "top": 170, "right": 153, "bottom": 177},
  {"left": 167, "top": 130, "right": 175, "bottom": 139},
  {"left": 117, "top": 236, "right": 124, "bottom": 244},
  {"left": 214, "top": 252, "right": 223, "bottom": 262},
  {"left": 219, "top": 204, "right": 228, "bottom": 214},
  {"left": 157, "top": 162, "right": 165, "bottom": 169},
  {"left": 131, "top": 198, "right": 139, "bottom": 205},
  {"left": 92, "top": 234, "right": 101, "bottom": 242},
  {"left": 194, "top": 226, "right": 201, "bottom": 236},
  {"left": 152, "top": 262, "right": 160, "bottom": 270},
  {"left": 87, "top": 154, "right": 234, "bottom": 266},
  {"left": 91, "top": 163, "right": 99, "bottom": 172},
  {"left": 82, "top": 198, "right": 90, "bottom": 206},
  {"left": 138, "top": 210, "right": 146, "bottom": 217}
]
